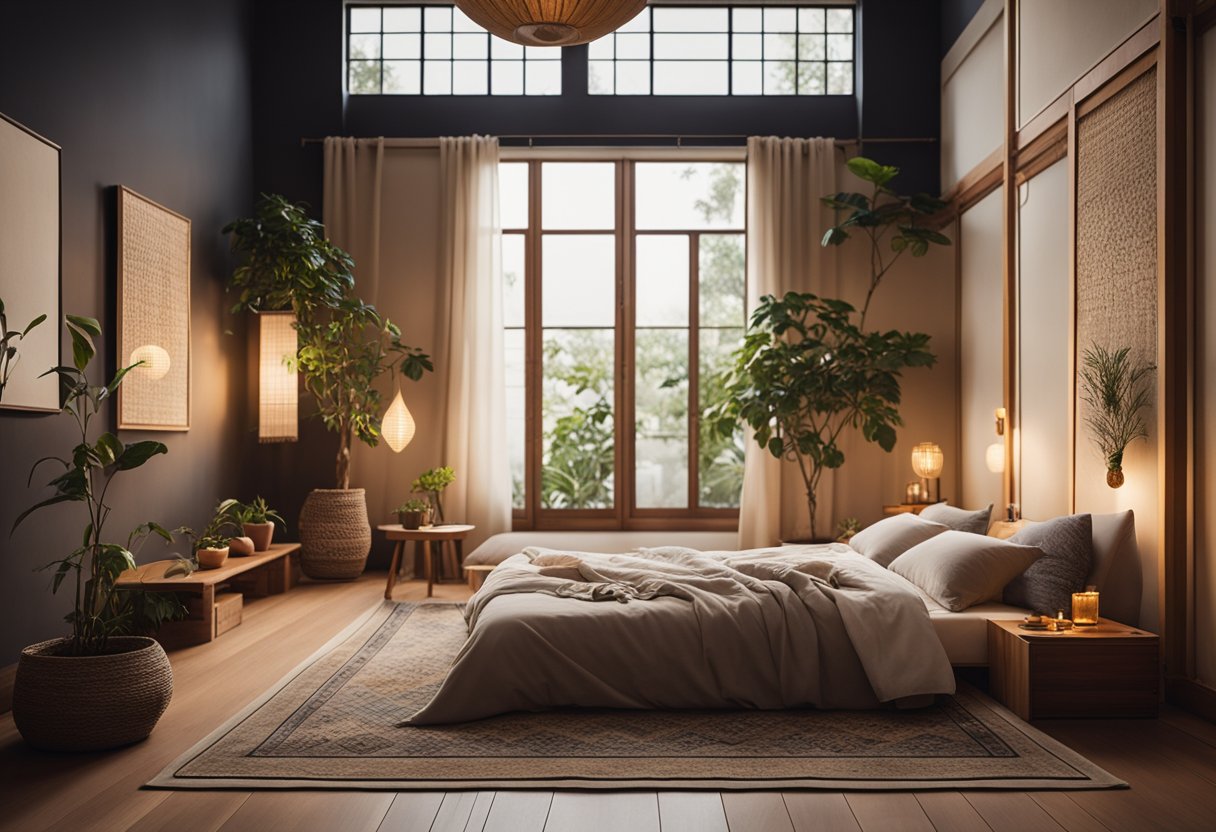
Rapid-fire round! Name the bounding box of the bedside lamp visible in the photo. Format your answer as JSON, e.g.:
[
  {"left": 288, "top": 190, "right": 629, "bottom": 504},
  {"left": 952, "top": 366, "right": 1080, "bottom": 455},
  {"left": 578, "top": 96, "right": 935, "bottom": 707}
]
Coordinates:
[{"left": 911, "top": 442, "right": 944, "bottom": 503}]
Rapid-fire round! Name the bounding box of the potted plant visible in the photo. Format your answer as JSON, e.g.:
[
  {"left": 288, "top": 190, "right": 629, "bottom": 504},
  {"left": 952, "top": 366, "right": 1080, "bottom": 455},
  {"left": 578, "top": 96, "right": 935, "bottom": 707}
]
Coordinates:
[
  {"left": 0, "top": 297, "right": 46, "bottom": 403},
  {"left": 396, "top": 498, "right": 432, "bottom": 530},
  {"left": 411, "top": 466, "right": 455, "bottom": 525},
  {"left": 233, "top": 495, "right": 285, "bottom": 552},
  {"left": 181, "top": 499, "right": 241, "bottom": 569},
  {"left": 224, "top": 195, "right": 432, "bottom": 580},
  {"left": 10, "top": 315, "right": 179, "bottom": 751},
  {"left": 1079, "top": 344, "right": 1154, "bottom": 488}
]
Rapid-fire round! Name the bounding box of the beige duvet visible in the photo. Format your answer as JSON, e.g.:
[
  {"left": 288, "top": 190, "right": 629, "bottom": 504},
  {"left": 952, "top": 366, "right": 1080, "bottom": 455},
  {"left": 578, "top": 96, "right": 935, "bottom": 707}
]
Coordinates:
[{"left": 406, "top": 544, "right": 956, "bottom": 725}]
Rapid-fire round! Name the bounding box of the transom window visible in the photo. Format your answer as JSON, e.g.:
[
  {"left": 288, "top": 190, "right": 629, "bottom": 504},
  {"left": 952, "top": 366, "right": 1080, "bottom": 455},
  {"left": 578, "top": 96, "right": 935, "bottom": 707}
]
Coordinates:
[
  {"left": 589, "top": 5, "right": 855, "bottom": 96},
  {"left": 501, "top": 160, "right": 747, "bottom": 529},
  {"left": 346, "top": 4, "right": 561, "bottom": 95}
]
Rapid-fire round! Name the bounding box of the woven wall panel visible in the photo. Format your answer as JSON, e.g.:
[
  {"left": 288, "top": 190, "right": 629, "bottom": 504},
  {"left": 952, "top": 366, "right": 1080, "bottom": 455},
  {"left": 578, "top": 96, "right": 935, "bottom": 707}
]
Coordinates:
[{"left": 1075, "top": 68, "right": 1158, "bottom": 372}]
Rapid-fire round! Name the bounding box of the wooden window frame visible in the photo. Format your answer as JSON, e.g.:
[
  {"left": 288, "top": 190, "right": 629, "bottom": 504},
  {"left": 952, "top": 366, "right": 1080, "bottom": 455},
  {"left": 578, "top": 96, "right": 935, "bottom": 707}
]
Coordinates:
[{"left": 507, "top": 157, "right": 746, "bottom": 532}]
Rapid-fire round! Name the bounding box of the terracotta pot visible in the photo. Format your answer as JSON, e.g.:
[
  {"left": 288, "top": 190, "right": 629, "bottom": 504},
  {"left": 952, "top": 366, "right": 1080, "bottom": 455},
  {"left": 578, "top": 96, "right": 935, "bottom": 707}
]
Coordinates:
[
  {"left": 228, "top": 536, "right": 256, "bottom": 557},
  {"left": 298, "top": 488, "right": 371, "bottom": 580},
  {"left": 397, "top": 510, "right": 429, "bottom": 530},
  {"left": 1107, "top": 467, "right": 1125, "bottom": 489},
  {"left": 13, "top": 636, "right": 173, "bottom": 751},
  {"left": 197, "top": 546, "right": 229, "bottom": 569},
  {"left": 243, "top": 521, "right": 275, "bottom": 551}
]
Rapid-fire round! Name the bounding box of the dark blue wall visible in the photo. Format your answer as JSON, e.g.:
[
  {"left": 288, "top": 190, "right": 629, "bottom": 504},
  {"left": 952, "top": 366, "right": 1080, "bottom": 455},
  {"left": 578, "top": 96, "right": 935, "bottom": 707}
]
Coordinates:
[{"left": 941, "top": 0, "right": 987, "bottom": 55}]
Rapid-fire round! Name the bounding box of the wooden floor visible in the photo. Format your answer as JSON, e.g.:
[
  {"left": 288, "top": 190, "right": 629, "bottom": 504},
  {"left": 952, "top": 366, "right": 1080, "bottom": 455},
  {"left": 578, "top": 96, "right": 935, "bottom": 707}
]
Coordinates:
[{"left": 3, "top": 573, "right": 1216, "bottom": 832}]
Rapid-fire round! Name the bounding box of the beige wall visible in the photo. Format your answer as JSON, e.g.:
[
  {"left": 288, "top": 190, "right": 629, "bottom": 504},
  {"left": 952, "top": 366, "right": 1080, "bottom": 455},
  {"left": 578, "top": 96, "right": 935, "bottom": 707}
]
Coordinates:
[
  {"left": 1017, "top": 0, "right": 1156, "bottom": 127},
  {"left": 941, "top": 8, "right": 1003, "bottom": 193},
  {"left": 1195, "top": 25, "right": 1216, "bottom": 687},
  {"left": 958, "top": 189, "right": 1004, "bottom": 510},
  {"left": 1016, "top": 160, "right": 1072, "bottom": 521}
]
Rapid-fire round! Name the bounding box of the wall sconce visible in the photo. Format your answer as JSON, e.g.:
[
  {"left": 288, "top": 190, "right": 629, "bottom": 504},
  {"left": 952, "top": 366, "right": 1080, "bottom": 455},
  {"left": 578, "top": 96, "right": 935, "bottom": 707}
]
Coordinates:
[
  {"left": 381, "top": 386, "right": 416, "bottom": 453},
  {"left": 910, "top": 442, "right": 944, "bottom": 503},
  {"left": 257, "top": 311, "right": 298, "bottom": 443},
  {"left": 985, "top": 442, "right": 1005, "bottom": 473},
  {"left": 129, "top": 344, "right": 171, "bottom": 380},
  {"left": 994, "top": 407, "right": 1006, "bottom": 436},
  {"left": 1072, "top": 587, "right": 1100, "bottom": 626}
]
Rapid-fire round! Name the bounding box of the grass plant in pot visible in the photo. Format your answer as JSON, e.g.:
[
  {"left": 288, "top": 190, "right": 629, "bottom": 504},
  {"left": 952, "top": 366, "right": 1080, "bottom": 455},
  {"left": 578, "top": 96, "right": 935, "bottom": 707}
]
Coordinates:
[
  {"left": 224, "top": 195, "right": 432, "bottom": 580},
  {"left": 183, "top": 499, "right": 241, "bottom": 569},
  {"left": 233, "top": 495, "right": 285, "bottom": 552},
  {"left": 396, "top": 498, "right": 432, "bottom": 530},
  {"left": 10, "top": 315, "right": 181, "bottom": 752},
  {"left": 708, "top": 158, "right": 948, "bottom": 542}
]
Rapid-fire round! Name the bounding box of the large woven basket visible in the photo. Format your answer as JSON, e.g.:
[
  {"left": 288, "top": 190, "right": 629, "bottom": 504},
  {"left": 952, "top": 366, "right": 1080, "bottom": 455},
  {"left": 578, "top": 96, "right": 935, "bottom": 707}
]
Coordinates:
[
  {"left": 298, "top": 488, "right": 372, "bottom": 580},
  {"left": 13, "top": 636, "right": 173, "bottom": 752}
]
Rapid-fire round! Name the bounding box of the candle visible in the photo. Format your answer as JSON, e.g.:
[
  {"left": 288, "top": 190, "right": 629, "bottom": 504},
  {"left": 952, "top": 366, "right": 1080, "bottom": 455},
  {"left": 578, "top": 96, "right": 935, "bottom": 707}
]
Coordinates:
[{"left": 1072, "top": 588, "right": 1100, "bottom": 626}]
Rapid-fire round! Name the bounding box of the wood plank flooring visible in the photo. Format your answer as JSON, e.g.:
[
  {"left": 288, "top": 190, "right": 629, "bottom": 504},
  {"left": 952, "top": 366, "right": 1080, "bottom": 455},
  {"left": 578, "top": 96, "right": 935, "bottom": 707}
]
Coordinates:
[{"left": 2, "top": 572, "right": 1215, "bottom": 832}]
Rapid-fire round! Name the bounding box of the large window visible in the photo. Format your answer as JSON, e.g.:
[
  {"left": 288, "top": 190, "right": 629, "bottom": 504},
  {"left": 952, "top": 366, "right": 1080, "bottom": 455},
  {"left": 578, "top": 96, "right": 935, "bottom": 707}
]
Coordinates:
[
  {"left": 502, "top": 160, "right": 747, "bottom": 529},
  {"left": 347, "top": 4, "right": 561, "bottom": 95},
  {"left": 589, "top": 5, "right": 855, "bottom": 96}
]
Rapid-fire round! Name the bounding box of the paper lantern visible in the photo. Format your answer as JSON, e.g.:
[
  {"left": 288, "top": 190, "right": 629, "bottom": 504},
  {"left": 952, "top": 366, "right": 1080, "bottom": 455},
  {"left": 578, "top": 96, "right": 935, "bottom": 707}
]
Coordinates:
[
  {"left": 129, "top": 344, "right": 171, "bottom": 380},
  {"left": 453, "top": 0, "right": 649, "bottom": 46},
  {"left": 257, "top": 311, "right": 298, "bottom": 443},
  {"left": 985, "top": 442, "right": 1006, "bottom": 473},
  {"left": 381, "top": 387, "right": 416, "bottom": 453}
]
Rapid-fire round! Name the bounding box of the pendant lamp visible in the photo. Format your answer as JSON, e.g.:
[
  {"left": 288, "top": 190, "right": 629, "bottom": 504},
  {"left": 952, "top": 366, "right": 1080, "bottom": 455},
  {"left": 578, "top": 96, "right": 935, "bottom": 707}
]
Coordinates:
[
  {"left": 453, "top": 0, "right": 649, "bottom": 46},
  {"left": 382, "top": 386, "right": 417, "bottom": 453}
]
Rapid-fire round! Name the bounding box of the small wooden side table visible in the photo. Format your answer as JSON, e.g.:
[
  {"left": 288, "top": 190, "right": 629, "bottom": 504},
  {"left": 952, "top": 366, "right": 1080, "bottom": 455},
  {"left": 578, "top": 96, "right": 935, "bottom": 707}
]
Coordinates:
[
  {"left": 882, "top": 501, "right": 946, "bottom": 516},
  {"left": 378, "top": 524, "right": 475, "bottom": 600},
  {"left": 987, "top": 617, "right": 1159, "bottom": 720},
  {"left": 464, "top": 564, "right": 495, "bottom": 591}
]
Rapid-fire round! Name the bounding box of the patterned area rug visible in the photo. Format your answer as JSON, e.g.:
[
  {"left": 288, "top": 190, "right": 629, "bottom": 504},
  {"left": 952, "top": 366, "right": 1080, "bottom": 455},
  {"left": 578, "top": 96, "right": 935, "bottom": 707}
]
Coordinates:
[{"left": 149, "top": 602, "right": 1125, "bottom": 790}]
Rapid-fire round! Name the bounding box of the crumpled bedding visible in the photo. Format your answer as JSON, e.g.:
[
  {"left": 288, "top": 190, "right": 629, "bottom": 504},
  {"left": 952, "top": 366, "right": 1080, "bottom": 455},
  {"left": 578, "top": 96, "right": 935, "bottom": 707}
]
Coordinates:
[{"left": 405, "top": 544, "right": 956, "bottom": 725}]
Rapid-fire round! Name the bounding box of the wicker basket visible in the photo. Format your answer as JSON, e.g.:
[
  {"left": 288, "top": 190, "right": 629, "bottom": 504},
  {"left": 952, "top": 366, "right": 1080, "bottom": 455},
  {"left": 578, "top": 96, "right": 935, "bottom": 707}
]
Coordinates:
[
  {"left": 13, "top": 636, "right": 173, "bottom": 752},
  {"left": 298, "top": 488, "right": 372, "bottom": 580}
]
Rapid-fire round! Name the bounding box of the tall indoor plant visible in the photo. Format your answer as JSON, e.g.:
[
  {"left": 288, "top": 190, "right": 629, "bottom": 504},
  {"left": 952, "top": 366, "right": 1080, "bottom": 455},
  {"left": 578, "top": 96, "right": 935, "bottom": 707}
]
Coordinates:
[
  {"left": 711, "top": 158, "right": 949, "bottom": 540},
  {"left": 10, "top": 315, "right": 178, "bottom": 751},
  {"left": 224, "top": 195, "right": 432, "bottom": 578}
]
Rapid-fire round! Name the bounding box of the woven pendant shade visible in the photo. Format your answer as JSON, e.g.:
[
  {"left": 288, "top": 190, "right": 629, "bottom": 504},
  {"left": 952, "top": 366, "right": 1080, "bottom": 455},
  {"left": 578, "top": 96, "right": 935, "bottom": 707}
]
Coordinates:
[{"left": 453, "top": 0, "right": 649, "bottom": 46}]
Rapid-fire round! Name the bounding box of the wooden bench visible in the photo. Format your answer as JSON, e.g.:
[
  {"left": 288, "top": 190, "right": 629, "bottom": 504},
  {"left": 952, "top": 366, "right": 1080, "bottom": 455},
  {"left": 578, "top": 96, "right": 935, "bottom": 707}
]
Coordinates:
[{"left": 116, "top": 543, "right": 301, "bottom": 647}]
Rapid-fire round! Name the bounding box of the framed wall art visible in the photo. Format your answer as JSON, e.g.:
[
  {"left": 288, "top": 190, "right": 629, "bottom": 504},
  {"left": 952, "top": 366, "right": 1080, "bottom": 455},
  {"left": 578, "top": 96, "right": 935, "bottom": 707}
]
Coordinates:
[
  {"left": 0, "top": 111, "right": 61, "bottom": 412},
  {"left": 117, "top": 186, "right": 191, "bottom": 431}
]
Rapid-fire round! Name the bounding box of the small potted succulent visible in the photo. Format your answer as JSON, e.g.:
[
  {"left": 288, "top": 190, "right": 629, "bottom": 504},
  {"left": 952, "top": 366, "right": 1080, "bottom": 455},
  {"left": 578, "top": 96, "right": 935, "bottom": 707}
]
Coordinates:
[
  {"left": 411, "top": 466, "right": 456, "bottom": 525},
  {"left": 395, "top": 498, "right": 432, "bottom": 530},
  {"left": 184, "top": 499, "right": 241, "bottom": 569},
  {"left": 233, "top": 495, "right": 286, "bottom": 552}
]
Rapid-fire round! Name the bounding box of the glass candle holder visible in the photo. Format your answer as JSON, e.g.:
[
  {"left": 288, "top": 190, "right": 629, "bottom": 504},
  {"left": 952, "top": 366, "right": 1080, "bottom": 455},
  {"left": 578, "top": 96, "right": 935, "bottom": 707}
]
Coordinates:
[{"left": 1072, "top": 590, "right": 1100, "bottom": 626}]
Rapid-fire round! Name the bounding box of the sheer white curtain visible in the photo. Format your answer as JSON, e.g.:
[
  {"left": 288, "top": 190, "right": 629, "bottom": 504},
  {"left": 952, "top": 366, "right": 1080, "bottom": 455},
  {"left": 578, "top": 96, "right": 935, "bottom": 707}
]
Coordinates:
[
  {"left": 739, "top": 136, "right": 839, "bottom": 547},
  {"left": 437, "top": 136, "right": 511, "bottom": 541},
  {"left": 324, "top": 137, "right": 385, "bottom": 300}
]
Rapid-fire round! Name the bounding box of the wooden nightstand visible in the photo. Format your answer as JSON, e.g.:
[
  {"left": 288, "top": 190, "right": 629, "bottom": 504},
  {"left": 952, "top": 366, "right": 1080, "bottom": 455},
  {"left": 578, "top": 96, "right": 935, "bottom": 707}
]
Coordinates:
[
  {"left": 882, "top": 501, "right": 945, "bottom": 516},
  {"left": 987, "top": 618, "right": 1159, "bottom": 720}
]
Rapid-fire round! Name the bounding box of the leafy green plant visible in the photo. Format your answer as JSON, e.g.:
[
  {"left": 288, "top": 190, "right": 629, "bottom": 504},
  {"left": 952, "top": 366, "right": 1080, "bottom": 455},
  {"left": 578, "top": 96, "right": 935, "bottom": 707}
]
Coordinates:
[
  {"left": 12, "top": 315, "right": 178, "bottom": 655},
  {"left": 542, "top": 397, "right": 615, "bottom": 509},
  {"left": 836, "top": 517, "right": 862, "bottom": 543},
  {"left": 821, "top": 157, "right": 950, "bottom": 329},
  {"left": 233, "top": 495, "right": 286, "bottom": 528},
  {"left": 411, "top": 466, "right": 456, "bottom": 522},
  {"left": 183, "top": 499, "right": 242, "bottom": 552},
  {"left": 708, "top": 293, "right": 935, "bottom": 540},
  {"left": 0, "top": 297, "right": 47, "bottom": 404},
  {"left": 223, "top": 194, "right": 433, "bottom": 489},
  {"left": 396, "top": 498, "right": 431, "bottom": 514},
  {"left": 1079, "top": 345, "right": 1154, "bottom": 482}
]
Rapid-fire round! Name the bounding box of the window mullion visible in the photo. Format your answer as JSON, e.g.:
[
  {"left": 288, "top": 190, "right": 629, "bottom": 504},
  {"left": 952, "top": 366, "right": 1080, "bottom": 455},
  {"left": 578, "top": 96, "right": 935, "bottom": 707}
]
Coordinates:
[
  {"left": 618, "top": 160, "right": 632, "bottom": 527},
  {"left": 688, "top": 232, "right": 701, "bottom": 512}
]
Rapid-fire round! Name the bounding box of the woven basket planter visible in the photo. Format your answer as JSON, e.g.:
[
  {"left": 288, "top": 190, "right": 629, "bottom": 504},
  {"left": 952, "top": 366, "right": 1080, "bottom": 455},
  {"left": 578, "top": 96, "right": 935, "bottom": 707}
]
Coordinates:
[
  {"left": 13, "top": 636, "right": 173, "bottom": 752},
  {"left": 299, "top": 488, "right": 372, "bottom": 580}
]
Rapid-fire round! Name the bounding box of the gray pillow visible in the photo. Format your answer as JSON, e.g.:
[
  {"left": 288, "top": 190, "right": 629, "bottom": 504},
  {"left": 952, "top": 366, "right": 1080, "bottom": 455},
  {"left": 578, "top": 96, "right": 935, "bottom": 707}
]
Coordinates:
[
  {"left": 1003, "top": 513, "right": 1094, "bottom": 615},
  {"left": 848, "top": 513, "right": 948, "bottom": 567},
  {"left": 888, "top": 531, "right": 1044, "bottom": 612},
  {"left": 918, "top": 502, "right": 993, "bottom": 535}
]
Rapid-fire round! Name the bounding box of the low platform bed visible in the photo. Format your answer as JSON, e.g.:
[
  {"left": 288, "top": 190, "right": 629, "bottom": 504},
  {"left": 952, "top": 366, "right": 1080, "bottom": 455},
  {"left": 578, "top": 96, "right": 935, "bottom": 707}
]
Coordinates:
[{"left": 421, "top": 511, "right": 1143, "bottom": 724}]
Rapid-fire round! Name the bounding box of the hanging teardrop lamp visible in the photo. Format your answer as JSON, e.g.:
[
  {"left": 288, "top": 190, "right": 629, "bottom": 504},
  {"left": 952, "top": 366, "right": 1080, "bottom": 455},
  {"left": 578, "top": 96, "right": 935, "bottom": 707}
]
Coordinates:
[
  {"left": 453, "top": 0, "right": 649, "bottom": 46},
  {"left": 381, "top": 385, "right": 417, "bottom": 453}
]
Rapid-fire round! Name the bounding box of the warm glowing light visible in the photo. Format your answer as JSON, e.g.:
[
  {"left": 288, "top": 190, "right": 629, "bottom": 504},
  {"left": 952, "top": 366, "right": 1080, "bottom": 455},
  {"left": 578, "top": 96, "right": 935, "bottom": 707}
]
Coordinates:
[
  {"left": 381, "top": 388, "right": 416, "bottom": 453},
  {"left": 454, "top": 0, "right": 649, "bottom": 46},
  {"left": 1072, "top": 589, "right": 1100, "bottom": 626},
  {"left": 258, "top": 312, "right": 298, "bottom": 443},
  {"left": 910, "top": 442, "right": 944, "bottom": 479},
  {"left": 129, "top": 344, "right": 171, "bottom": 380},
  {"left": 994, "top": 407, "right": 1006, "bottom": 436},
  {"left": 985, "top": 442, "right": 1006, "bottom": 473}
]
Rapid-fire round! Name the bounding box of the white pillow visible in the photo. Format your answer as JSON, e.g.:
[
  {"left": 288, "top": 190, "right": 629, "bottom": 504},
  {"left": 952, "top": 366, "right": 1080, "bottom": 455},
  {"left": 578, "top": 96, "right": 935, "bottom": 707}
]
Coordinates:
[
  {"left": 888, "top": 531, "right": 1044, "bottom": 612},
  {"left": 848, "top": 513, "right": 948, "bottom": 567}
]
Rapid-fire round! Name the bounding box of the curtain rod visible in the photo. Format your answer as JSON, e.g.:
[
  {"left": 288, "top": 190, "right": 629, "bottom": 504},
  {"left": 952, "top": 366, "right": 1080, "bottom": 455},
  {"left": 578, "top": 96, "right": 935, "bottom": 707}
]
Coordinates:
[{"left": 298, "top": 135, "right": 937, "bottom": 148}]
